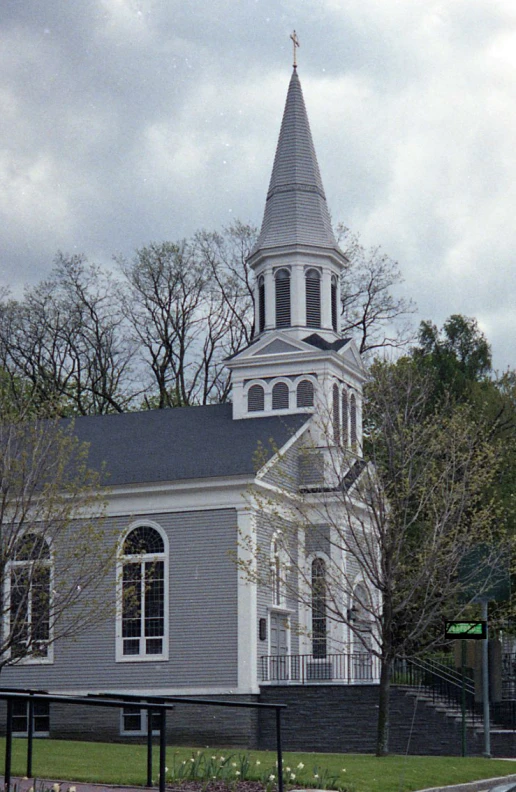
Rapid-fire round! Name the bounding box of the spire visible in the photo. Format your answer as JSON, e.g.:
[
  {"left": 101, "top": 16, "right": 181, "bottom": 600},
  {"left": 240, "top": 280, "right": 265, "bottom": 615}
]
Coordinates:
[{"left": 252, "top": 69, "right": 339, "bottom": 254}]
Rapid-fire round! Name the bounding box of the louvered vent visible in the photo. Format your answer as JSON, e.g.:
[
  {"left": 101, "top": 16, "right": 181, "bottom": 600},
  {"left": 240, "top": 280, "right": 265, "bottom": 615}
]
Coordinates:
[
  {"left": 275, "top": 269, "right": 291, "bottom": 327},
  {"left": 331, "top": 276, "right": 338, "bottom": 332},
  {"left": 272, "top": 382, "right": 289, "bottom": 410},
  {"left": 306, "top": 269, "right": 321, "bottom": 328},
  {"left": 258, "top": 276, "right": 265, "bottom": 333},
  {"left": 296, "top": 379, "right": 314, "bottom": 408},
  {"left": 248, "top": 384, "right": 265, "bottom": 412},
  {"left": 332, "top": 384, "right": 340, "bottom": 444},
  {"left": 342, "top": 389, "right": 349, "bottom": 446},
  {"left": 350, "top": 393, "right": 357, "bottom": 449}
]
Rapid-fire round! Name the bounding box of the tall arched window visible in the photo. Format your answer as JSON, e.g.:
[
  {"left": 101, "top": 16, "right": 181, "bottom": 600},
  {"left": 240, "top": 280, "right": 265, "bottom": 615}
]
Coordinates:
[
  {"left": 332, "top": 384, "right": 340, "bottom": 444},
  {"left": 306, "top": 269, "right": 321, "bottom": 328},
  {"left": 350, "top": 394, "right": 357, "bottom": 451},
  {"left": 119, "top": 525, "right": 167, "bottom": 660},
  {"left": 258, "top": 275, "right": 265, "bottom": 334},
  {"left": 272, "top": 382, "right": 289, "bottom": 410},
  {"left": 331, "top": 275, "right": 338, "bottom": 332},
  {"left": 342, "top": 389, "right": 349, "bottom": 447},
  {"left": 8, "top": 534, "right": 51, "bottom": 660},
  {"left": 296, "top": 379, "right": 314, "bottom": 408},
  {"left": 271, "top": 538, "right": 286, "bottom": 607},
  {"left": 312, "top": 558, "right": 327, "bottom": 659},
  {"left": 248, "top": 384, "right": 265, "bottom": 412},
  {"left": 275, "top": 269, "right": 291, "bottom": 328}
]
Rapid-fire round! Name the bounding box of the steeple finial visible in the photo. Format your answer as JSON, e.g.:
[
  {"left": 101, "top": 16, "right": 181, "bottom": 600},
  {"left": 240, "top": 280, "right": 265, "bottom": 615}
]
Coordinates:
[{"left": 290, "top": 30, "right": 300, "bottom": 68}]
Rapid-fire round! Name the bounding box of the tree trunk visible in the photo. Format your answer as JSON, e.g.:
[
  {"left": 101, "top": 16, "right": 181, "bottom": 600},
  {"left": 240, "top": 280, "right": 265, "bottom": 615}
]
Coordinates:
[{"left": 376, "top": 654, "right": 392, "bottom": 756}]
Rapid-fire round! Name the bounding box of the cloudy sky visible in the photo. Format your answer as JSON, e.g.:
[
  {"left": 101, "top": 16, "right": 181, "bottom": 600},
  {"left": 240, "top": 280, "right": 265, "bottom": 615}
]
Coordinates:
[{"left": 2, "top": 0, "right": 516, "bottom": 369}]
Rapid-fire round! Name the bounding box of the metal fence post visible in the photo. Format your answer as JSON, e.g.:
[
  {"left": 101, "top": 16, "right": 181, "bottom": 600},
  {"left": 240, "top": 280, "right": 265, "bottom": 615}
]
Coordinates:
[
  {"left": 159, "top": 707, "right": 166, "bottom": 792},
  {"left": 146, "top": 707, "right": 153, "bottom": 787},
  {"left": 276, "top": 707, "right": 283, "bottom": 792},
  {"left": 27, "top": 694, "right": 34, "bottom": 778},
  {"left": 5, "top": 697, "right": 13, "bottom": 792}
]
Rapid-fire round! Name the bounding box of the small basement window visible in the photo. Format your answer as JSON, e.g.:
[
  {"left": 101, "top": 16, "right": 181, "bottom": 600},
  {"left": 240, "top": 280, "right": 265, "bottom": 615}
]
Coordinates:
[{"left": 12, "top": 699, "right": 50, "bottom": 736}]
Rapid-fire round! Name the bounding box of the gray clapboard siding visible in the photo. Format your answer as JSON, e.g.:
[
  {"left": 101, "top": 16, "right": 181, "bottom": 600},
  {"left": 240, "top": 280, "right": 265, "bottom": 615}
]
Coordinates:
[{"left": 2, "top": 509, "right": 239, "bottom": 691}]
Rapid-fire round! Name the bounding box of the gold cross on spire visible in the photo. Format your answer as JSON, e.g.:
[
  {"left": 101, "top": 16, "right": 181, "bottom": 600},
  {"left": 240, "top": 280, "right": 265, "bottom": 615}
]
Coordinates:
[{"left": 290, "top": 30, "right": 300, "bottom": 68}]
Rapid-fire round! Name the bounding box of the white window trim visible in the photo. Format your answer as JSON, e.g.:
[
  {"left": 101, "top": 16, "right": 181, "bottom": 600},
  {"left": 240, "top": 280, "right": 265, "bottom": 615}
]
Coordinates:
[
  {"left": 116, "top": 520, "right": 169, "bottom": 663},
  {"left": 120, "top": 705, "right": 160, "bottom": 736},
  {"left": 3, "top": 537, "right": 54, "bottom": 666}
]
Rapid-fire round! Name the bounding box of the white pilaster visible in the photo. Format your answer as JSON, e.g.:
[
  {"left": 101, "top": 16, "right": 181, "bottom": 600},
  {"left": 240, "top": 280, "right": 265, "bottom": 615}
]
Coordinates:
[
  {"left": 264, "top": 268, "right": 275, "bottom": 329},
  {"left": 321, "top": 269, "right": 332, "bottom": 330},
  {"left": 291, "top": 263, "right": 304, "bottom": 327},
  {"left": 237, "top": 509, "right": 259, "bottom": 692}
]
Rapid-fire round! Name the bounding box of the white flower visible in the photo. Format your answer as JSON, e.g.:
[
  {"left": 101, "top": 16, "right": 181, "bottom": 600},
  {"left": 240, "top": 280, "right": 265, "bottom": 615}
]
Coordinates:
[
  {"left": 211, "top": 756, "right": 217, "bottom": 760},
  {"left": 290, "top": 774, "right": 296, "bottom": 781},
  {"left": 165, "top": 769, "right": 168, "bottom": 774},
  {"left": 314, "top": 773, "right": 319, "bottom": 779},
  {"left": 232, "top": 762, "right": 237, "bottom": 767},
  {"left": 236, "top": 771, "right": 241, "bottom": 776},
  {"left": 286, "top": 766, "right": 291, "bottom": 772},
  {"left": 182, "top": 760, "right": 186, "bottom": 765},
  {"left": 190, "top": 757, "right": 195, "bottom": 763},
  {"left": 53, "top": 785, "right": 61, "bottom": 792},
  {"left": 269, "top": 775, "right": 275, "bottom": 781},
  {"left": 341, "top": 769, "right": 347, "bottom": 773},
  {"left": 256, "top": 760, "right": 261, "bottom": 766},
  {"left": 297, "top": 762, "right": 304, "bottom": 769},
  {"left": 69, "top": 787, "right": 76, "bottom": 792},
  {"left": 220, "top": 756, "right": 226, "bottom": 761}
]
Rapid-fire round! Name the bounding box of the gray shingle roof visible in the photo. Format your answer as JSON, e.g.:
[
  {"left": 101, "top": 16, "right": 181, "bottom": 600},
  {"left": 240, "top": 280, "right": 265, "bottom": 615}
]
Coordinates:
[
  {"left": 253, "top": 69, "right": 338, "bottom": 253},
  {"left": 71, "top": 404, "right": 309, "bottom": 486}
]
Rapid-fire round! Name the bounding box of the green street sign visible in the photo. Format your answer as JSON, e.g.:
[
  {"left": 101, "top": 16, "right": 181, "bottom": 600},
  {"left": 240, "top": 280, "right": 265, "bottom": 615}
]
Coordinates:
[{"left": 445, "top": 620, "right": 487, "bottom": 639}]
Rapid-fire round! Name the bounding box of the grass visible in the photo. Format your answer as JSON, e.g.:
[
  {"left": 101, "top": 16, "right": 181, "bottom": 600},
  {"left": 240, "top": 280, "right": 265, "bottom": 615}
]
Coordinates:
[{"left": 1, "top": 740, "right": 516, "bottom": 792}]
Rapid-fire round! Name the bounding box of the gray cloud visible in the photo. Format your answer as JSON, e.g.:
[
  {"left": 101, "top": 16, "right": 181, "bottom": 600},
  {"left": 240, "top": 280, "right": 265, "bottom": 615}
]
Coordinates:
[{"left": 1, "top": 0, "right": 515, "bottom": 369}]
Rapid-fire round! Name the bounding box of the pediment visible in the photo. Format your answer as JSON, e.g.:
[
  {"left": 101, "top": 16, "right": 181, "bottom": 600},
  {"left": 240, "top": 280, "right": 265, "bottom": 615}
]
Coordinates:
[{"left": 251, "top": 339, "right": 303, "bottom": 356}]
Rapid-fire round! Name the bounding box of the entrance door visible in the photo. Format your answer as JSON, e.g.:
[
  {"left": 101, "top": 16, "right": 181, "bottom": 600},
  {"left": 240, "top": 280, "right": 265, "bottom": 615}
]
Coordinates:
[{"left": 269, "top": 611, "right": 289, "bottom": 680}]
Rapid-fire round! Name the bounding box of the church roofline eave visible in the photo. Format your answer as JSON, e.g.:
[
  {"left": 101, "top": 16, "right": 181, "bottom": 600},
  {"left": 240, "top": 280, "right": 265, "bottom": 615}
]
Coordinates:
[
  {"left": 248, "top": 243, "right": 348, "bottom": 270},
  {"left": 226, "top": 345, "right": 367, "bottom": 382}
]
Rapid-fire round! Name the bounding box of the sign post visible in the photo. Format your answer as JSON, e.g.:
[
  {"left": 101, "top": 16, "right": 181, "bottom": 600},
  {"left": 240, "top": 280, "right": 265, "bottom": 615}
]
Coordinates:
[{"left": 444, "top": 620, "right": 487, "bottom": 757}]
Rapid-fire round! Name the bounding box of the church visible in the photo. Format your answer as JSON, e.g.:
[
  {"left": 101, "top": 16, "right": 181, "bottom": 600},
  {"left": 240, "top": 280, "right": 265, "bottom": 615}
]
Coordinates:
[{"left": 1, "top": 63, "right": 376, "bottom": 749}]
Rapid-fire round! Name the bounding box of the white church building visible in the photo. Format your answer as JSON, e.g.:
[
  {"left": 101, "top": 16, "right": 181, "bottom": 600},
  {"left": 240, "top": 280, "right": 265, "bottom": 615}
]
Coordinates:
[{"left": 1, "top": 65, "right": 377, "bottom": 749}]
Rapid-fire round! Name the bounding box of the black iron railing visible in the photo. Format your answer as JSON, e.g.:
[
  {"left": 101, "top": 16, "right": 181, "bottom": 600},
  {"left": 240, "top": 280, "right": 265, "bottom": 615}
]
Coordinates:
[
  {"left": 260, "top": 652, "right": 380, "bottom": 684},
  {"left": 392, "top": 656, "right": 481, "bottom": 722}
]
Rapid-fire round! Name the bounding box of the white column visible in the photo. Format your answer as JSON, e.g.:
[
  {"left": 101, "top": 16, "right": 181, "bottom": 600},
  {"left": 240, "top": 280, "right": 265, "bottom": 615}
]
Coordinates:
[
  {"left": 237, "top": 509, "right": 259, "bottom": 693},
  {"left": 264, "top": 268, "right": 275, "bottom": 329},
  {"left": 321, "top": 269, "right": 332, "bottom": 330},
  {"left": 291, "top": 264, "right": 304, "bottom": 327}
]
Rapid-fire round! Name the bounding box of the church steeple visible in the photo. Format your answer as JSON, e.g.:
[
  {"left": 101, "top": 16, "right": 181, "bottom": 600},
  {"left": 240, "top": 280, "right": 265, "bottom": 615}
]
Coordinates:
[
  {"left": 252, "top": 68, "right": 339, "bottom": 254},
  {"left": 248, "top": 68, "right": 347, "bottom": 342}
]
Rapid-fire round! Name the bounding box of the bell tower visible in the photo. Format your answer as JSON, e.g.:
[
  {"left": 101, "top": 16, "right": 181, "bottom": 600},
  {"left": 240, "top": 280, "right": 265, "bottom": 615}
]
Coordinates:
[
  {"left": 248, "top": 67, "right": 347, "bottom": 343},
  {"left": 227, "top": 59, "right": 365, "bottom": 450}
]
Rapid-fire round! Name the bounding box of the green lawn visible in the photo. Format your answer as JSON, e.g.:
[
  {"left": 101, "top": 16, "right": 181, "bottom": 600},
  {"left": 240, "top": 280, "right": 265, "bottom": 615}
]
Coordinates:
[{"left": 1, "top": 740, "right": 516, "bottom": 792}]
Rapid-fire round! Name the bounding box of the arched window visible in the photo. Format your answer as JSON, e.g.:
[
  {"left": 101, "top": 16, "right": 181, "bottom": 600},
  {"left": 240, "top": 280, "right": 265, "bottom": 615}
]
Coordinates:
[
  {"left": 350, "top": 393, "right": 357, "bottom": 451},
  {"left": 296, "top": 379, "right": 314, "bottom": 408},
  {"left": 119, "top": 525, "right": 167, "bottom": 660},
  {"left": 312, "top": 558, "right": 327, "bottom": 659},
  {"left": 271, "top": 538, "right": 286, "bottom": 607},
  {"left": 332, "top": 384, "right": 340, "bottom": 444},
  {"left": 306, "top": 269, "right": 321, "bottom": 328},
  {"left": 8, "top": 534, "right": 51, "bottom": 660},
  {"left": 248, "top": 384, "right": 265, "bottom": 412},
  {"left": 342, "top": 389, "right": 349, "bottom": 447},
  {"left": 351, "top": 582, "right": 373, "bottom": 680},
  {"left": 331, "top": 275, "right": 338, "bottom": 332},
  {"left": 275, "top": 269, "right": 291, "bottom": 328},
  {"left": 272, "top": 382, "right": 289, "bottom": 410},
  {"left": 258, "top": 275, "right": 265, "bottom": 334}
]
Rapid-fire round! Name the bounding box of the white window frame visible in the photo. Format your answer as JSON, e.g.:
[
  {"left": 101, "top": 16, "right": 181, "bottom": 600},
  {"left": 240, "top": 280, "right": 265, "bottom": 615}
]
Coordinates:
[
  {"left": 11, "top": 698, "right": 50, "bottom": 737},
  {"left": 3, "top": 535, "right": 54, "bottom": 666},
  {"left": 116, "top": 520, "right": 169, "bottom": 663},
  {"left": 120, "top": 704, "right": 161, "bottom": 736}
]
